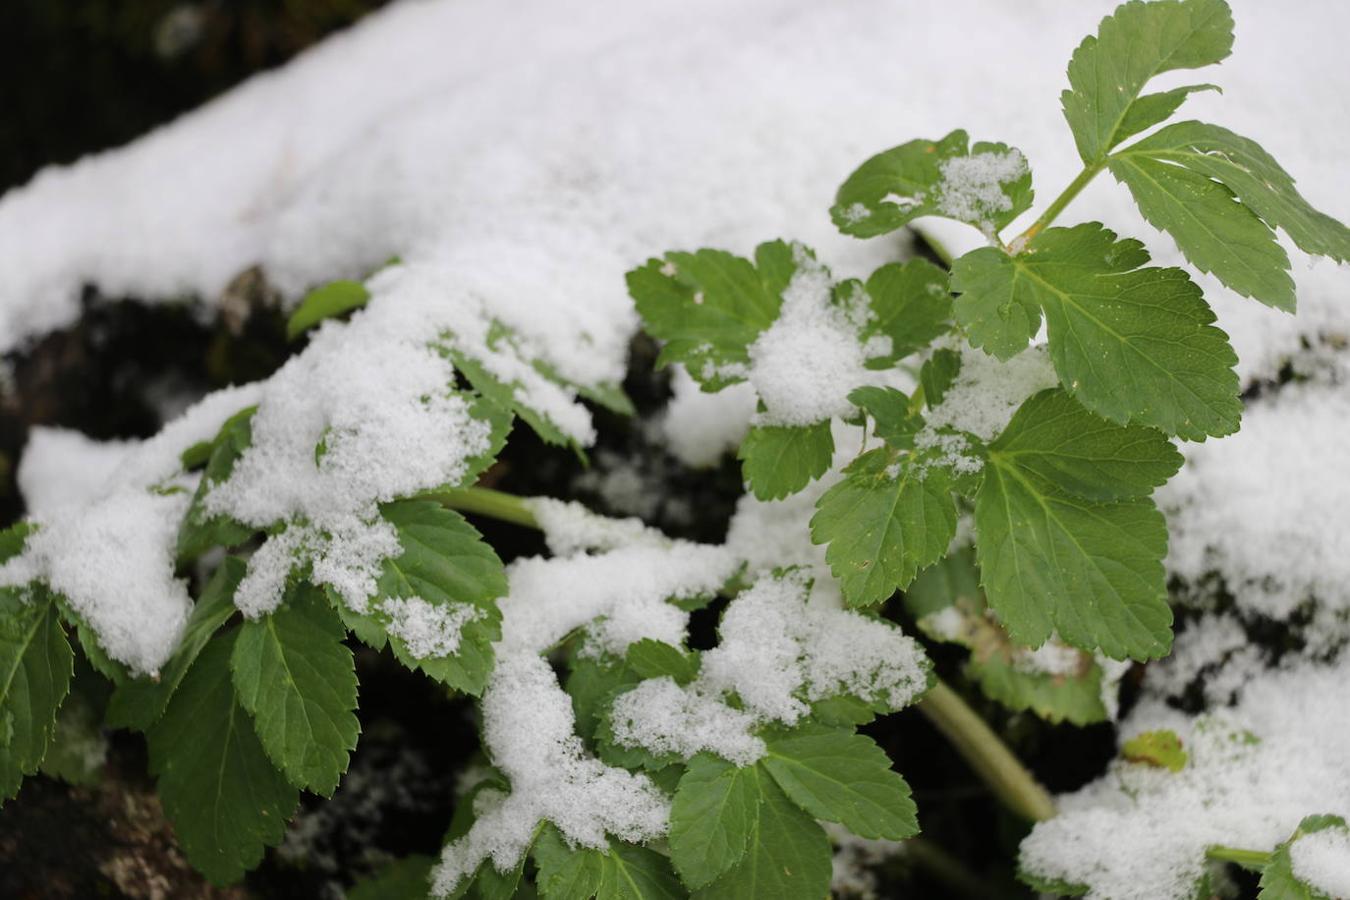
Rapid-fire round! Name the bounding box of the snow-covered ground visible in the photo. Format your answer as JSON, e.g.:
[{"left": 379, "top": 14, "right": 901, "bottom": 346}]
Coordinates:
[{"left": 4, "top": 1, "right": 1349, "bottom": 897}]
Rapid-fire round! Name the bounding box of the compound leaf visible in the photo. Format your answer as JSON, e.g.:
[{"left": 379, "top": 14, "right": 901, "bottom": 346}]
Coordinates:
[
  {"left": 761, "top": 726, "right": 918, "bottom": 840},
  {"left": 1061, "top": 0, "right": 1234, "bottom": 162},
  {"left": 231, "top": 583, "right": 359, "bottom": 796},
  {"left": 148, "top": 630, "right": 297, "bottom": 885},
  {"left": 811, "top": 448, "right": 957, "bottom": 607}
]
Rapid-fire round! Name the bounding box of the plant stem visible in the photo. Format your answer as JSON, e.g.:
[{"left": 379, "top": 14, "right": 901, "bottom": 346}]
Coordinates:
[
  {"left": 433, "top": 485, "right": 1057, "bottom": 824},
  {"left": 918, "top": 679, "right": 1057, "bottom": 822},
  {"left": 1016, "top": 161, "right": 1105, "bottom": 245},
  {"left": 1204, "top": 845, "right": 1272, "bottom": 872},
  {"left": 423, "top": 485, "right": 538, "bottom": 528}
]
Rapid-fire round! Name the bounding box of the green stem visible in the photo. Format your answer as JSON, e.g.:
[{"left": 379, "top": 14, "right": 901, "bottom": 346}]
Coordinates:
[
  {"left": 1016, "top": 161, "right": 1105, "bottom": 245},
  {"left": 918, "top": 680, "right": 1056, "bottom": 822},
  {"left": 1204, "top": 846, "right": 1271, "bottom": 872},
  {"left": 422, "top": 485, "right": 538, "bottom": 529},
  {"left": 433, "top": 485, "right": 1056, "bottom": 824}
]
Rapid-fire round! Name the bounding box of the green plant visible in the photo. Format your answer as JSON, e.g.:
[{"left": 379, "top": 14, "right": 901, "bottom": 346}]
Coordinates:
[{"left": 1, "top": 1, "right": 1347, "bottom": 898}]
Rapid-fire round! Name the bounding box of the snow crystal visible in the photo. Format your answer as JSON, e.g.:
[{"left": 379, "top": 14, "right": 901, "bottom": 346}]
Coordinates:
[
  {"left": 528, "top": 497, "right": 663, "bottom": 557},
  {"left": 746, "top": 250, "right": 870, "bottom": 427},
  {"left": 935, "top": 148, "right": 1027, "bottom": 237},
  {"left": 609, "top": 677, "right": 766, "bottom": 765},
  {"left": 920, "top": 343, "right": 1056, "bottom": 445},
  {"left": 1020, "top": 658, "right": 1350, "bottom": 900},
  {"left": 16, "top": 428, "right": 138, "bottom": 517},
  {"left": 1290, "top": 825, "right": 1350, "bottom": 899},
  {"left": 382, "top": 596, "right": 484, "bottom": 659},
  {"left": 659, "top": 367, "right": 755, "bottom": 468}
]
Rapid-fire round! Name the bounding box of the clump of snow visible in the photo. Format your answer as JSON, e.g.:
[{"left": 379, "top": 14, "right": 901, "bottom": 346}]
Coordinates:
[
  {"left": 935, "top": 149, "right": 1027, "bottom": 238},
  {"left": 1289, "top": 825, "right": 1350, "bottom": 899},
  {"left": 609, "top": 677, "right": 766, "bottom": 765},
  {"left": 825, "top": 821, "right": 906, "bottom": 899},
  {"left": 1142, "top": 614, "right": 1253, "bottom": 701},
  {"left": 746, "top": 249, "right": 870, "bottom": 426},
  {"left": 923, "top": 343, "right": 1056, "bottom": 441},
  {"left": 382, "top": 596, "right": 484, "bottom": 659},
  {"left": 659, "top": 367, "right": 755, "bottom": 468},
  {"left": 1020, "top": 657, "right": 1350, "bottom": 900},
  {"left": 610, "top": 571, "right": 929, "bottom": 765},
  {"left": 528, "top": 497, "right": 663, "bottom": 556},
  {"left": 0, "top": 384, "right": 261, "bottom": 674}
]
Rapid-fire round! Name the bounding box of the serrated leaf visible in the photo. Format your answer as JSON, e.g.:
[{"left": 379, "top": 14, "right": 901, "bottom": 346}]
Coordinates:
[
  {"left": 989, "top": 389, "right": 1182, "bottom": 501},
  {"left": 669, "top": 754, "right": 759, "bottom": 889},
  {"left": 861, "top": 259, "right": 952, "bottom": 363},
  {"left": 178, "top": 406, "right": 259, "bottom": 560},
  {"left": 692, "top": 765, "right": 832, "bottom": 900},
  {"left": 365, "top": 500, "right": 506, "bottom": 695},
  {"left": 761, "top": 726, "right": 918, "bottom": 840},
  {"left": 39, "top": 667, "right": 108, "bottom": 787},
  {"left": 148, "top": 630, "right": 297, "bottom": 885},
  {"left": 904, "top": 547, "right": 983, "bottom": 620},
  {"left": 625, "top": 639, "right": 698, "bottom": 686},
  {"left": 448, "top": 344, "right": 576, "bottom": 450},
  {"left": 566, "top": 655, "right": 641, "bottom": 743},
  {"left": 954, "top": 223, "right": 1240, "bottom": 440},
  {"left": 811, "top": 448, "right": 957, "bottom": 607},
  {"left": 919, "top": 348, "right": 961, "bottom": 408},
  {"left": 1112, "top": 121, "right": 1350, "bottom": 310},
  {"left": 107, "top": 557, "right": 243, "bottom": 730},
  {"left": 833, "top": 131, "right": 1032, "bottom": 238},
  {"left": 848, "top": 386, "right": 922, "bottom": 449},
  {"left": 535, "top": 826, "right": 683, "bottom": 900},
  {"left": 1122, "top": 729, "right": 1188, "bottom": 771},
  {"left": 974, "top": 446, "right": 1172, "bottom": 659},
  {"left": 348, "top": 855, "right": 434, "bottom": 900},
  {"left": 1259, "top": 815, "right": 1348, "bottom": 900},
  {"left": 286, "top": 279, "right": 371, "bottom": 341},
  {"left": 737, "top": 420, "right": 834, "bottom": 501},
  {"left": 0, "top": 589, "right": 73, "bottom": 802},
  {"left": 1018, "top": 866, "right": 1090, "bottom": 897},
  {"left": 1109, "top": 149, "right": 1294, "bottom": 310},
  {"left": 973, "top": 652, "right": 1107, "bottom": 726},
  {"left": 535, "top": 824, "right": 605, "bottom": 899},
  {"left": 1061, "top": 0, "right": 1233, "bottom": 162},
  {"left": 627, "top": 241, "right": 793, "bottom": 391},
  {"left": 231, "top": 582, "right": 360, "bottom": 796},
  {"left": 949, "top": 247, "right": 1044, "bottom": 360}
]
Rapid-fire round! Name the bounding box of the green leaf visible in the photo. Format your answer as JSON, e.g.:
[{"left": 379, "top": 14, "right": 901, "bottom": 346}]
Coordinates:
[
  {"left": 974, "top": 442, "right": 1172, "bottom": 659},
  {"left": 848, "top": 387, "right": 922, "bottom": 449},
  {"left": 107, "top": 557, "right": 242, "bottom": 730},
  {"left": 1109, "top": 146, "right": 1293, "bottom": 310},
  {"left": 368, "top": 500, "right": 505, "bottom": 695},
  {"left": 535, "top": 826, "right": 683, "bottom": 900},
  {"left": 949, "top": 247, "right": 1044, "bottom": 361},
  {"left": 178, "top": 406, "right": 259, "bottom": 560},
  {"left": 904, "top": 547, "right": 983, "bottom": 620},
  {"left": 148, "top": 630, "right": 298, "bottom": 885},
  {"left": 861, "top": 260, "right": 952, "bottom": 363},
  {"left": 954, "top": 223, "right": 1240, "bottom": 440},
  {"left": 1112, "top": 121, "right": 1350, "bottom": 310},
  {"left": 811, "top": 448, "right": 957, "bottom": 607},
  {"left": 919, "top": 348, "right": 961, "bottom": 408},
  {"left": 0, "top": 589, "right": 73, "bottom": 802},
  {"left": 566, "top": 655, "right": 641, "bottom": 743},
  {"left": 286, "top": 279, "right": 371, "bottom": 341},
  {"left": 1259, "top": 815, "right": 1348, "bottom": 900},
  {"left": 1060, "top": 0, "right": 1233, "bottom": 162},
  {"left": 625, "top": 639, "right": 698, "bottom": 686},
  {"left": 833, "top": 130, "right": 1032, "bottom": 238},
  {"left": 737, "top": 420, "right": 834, "bottom": 501},
  {"left": 761, "top": 726, "right": 918, "bottom": 840},
  {"left": 669, "top": 754, "right": 760, "bottom": 889},
  {"left": 231, "top": 582, "right": 360, "bottom": 796},
  {"left": 447, "top": 343, "right": 575, "bottom": 450},
  {"left": 989, "top": 389, "right": 1183, "bottom": 501},
  {"left": 693, "top": 765, "right": 832, "bottom": 900},
  {"left": 972, "top": 652, "right": 1107, "bottom": 726},
  {"left": 1121, "top": 729, "right": 1188, "bottom": 771},
  {"left": 349, "top": 855, "right": 434, "bottom": 900},
  {"left": 1018, "top": 866, "right": 1090, "bottom": 897},
  {"left": 627, "top": 241, "right": 793, "bottom": 391}
]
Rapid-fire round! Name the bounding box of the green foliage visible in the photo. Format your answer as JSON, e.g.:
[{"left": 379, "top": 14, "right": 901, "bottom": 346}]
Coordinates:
[
  {"left": 1259, "top": 815, "right": 1348, "bottom": 900},
  {"left": 832, "top": 130, "right": 1033, "bottom": 237},
  {"left": 534, "top": 825, "right": 684, "bottom": 900},
  {"left": 625, "top": 639, "right": 699, "bottom": 685},
  {"left": 178, "top": 406, "right": 259, "bottom": 560},
  {"left": 1121, "top": 729, "right": 1188, "bottom": 771},
  {"left": 861, "top": 259, "right": 952, "bottom": 364},
  {"left": 348, "top": 855, "right": 435, "bottom": 900},
  {"left": 952, "top": 224, "right": 1241, "bottom": 440},
  {"left": 737, "top": 421, "right": 833, "bottom": 501},
  {"left": 286, "top": 278, "right": 372, "bottom": 340},
  {"left": 231, "top": 582, "right": 360, "bottom": 796},
  {"left": 0, "top": 587, "right": 72, "bottom": 802},
  {"left": 148, "top": 630, "right": 298, "bottom": 884}
]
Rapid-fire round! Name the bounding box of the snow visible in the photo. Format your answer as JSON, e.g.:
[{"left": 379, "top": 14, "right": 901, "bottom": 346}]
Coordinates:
[
  {"left": 382, "top": 596, "right": 484, "bottom": 660},
  {"left": 16, "top": 428, "right": 138, "bottom": 517},
  {"left": 659, "top": 368, "right": 755, "bottom": 468},
  {"left": 1020, "top": 657, "right": 1350, "bottom": 900},
  {"left": 936, "top": 149, "right": 1028, "bottom": 238},
  {"left": 1290, "top": 824, "right": 1350, "bottom": 899}
]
